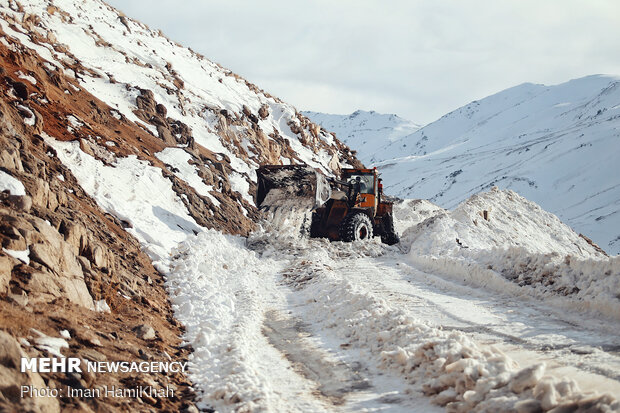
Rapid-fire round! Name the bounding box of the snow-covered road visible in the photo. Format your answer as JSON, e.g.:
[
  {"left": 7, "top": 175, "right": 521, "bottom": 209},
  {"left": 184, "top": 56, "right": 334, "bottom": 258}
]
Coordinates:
[
  {"left": 169, "top": 230, "right": 620, "bottom": 412},
  {"left": 330, "top": 254, "right": 620, "bottom": 391}
]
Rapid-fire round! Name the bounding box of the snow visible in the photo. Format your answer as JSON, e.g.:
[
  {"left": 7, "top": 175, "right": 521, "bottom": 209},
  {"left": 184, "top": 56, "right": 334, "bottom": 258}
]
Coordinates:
[
  {"left": 395, "top": 189, "right": 620, "bottom": 321},
  {"left": 304, "top": 110, "right": 421, "bottom": 164},
  {"left": 161, "top": 214, "right": 620, "bottom": 411},
  {"left": 16, "top": 104, "right": 35, "bottom": 126},
  {"left": 16, "top": 70, "right": 36, "bottom": 84},
  {"left": 228, "top": 171, "right": 254, "bottom": 206},
  {"left": 66, "top": 115, "right": 84, "bottom": 129},
  {"left": 43, "top": 133, "right": 200, "bottom": 267},
  {"left": 334, "top": 76, "right": 620, "bottom": 255},
  {"left": 5, "top": 1, "right": 619, "bottom": 411},
  {"left": 168, "top": 230, "right": 326, "bottom": 412},
  {"left": 155, "top": 147, "right": 220, "bottom": 207},
  {"left": 94, "top": 299, "right": 111, "bottom": 313},
  {"left": 2, "top": 247, "right": 30, "bottom": 264},
  {"left": 0, "top": 0, "right": 349, "bottom": 200},
  {"left": 0, "top": 169, "right": 26, "bottom": 195},
  {"left": 31, "top": 328, "right": 69, "bottom": 358}
]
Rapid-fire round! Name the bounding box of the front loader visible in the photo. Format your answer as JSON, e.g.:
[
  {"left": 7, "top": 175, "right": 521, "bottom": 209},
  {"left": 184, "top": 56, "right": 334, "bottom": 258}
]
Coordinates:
[{"left": 256, "top": 165, "right": 399, "bottom": 245}]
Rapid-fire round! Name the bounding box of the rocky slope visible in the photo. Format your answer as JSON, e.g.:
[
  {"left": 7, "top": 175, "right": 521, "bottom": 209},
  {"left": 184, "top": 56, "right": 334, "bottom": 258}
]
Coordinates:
[{"left": 0, "top": 0, "right": 360, "bottom": 411}]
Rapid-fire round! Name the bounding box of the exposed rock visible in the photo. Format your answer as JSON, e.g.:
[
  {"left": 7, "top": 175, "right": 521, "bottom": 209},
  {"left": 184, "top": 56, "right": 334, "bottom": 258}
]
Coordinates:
[
  {"left": 0, "top": 192, "right": 33, "bottom": 212},
  {"left": 0, "top": 254, "right": 15, "bottom": 293},
  {"left": 85, "top": 243, "right": 108, "bottom": 270},
  {"left": 133, "top": 324, "right": 156, "bottom": 340},
  {"left": 258, "top": 104, "right": 269, "bottom": 119},
  {"left": 2, "top": 212, "right": 95, "bottom": 309},
  {"left": 27, "top": 177, "right": 58, "bottom": 211},
  {"left": 242, "top": 105, "right": 258, "bottom": 123},
  {"left": 8, "top": 291, "right": 28, "bottom": 306},
  {"left": 0, "top": 331, "right": 60, "bottom": 413},
  {"left": 12, "top": 81, "right": 29, "bottom": 100},
  {"left": 156, "top": 124, "right": 176, "bottom": 146},
  {"left": 155, "top": 103, "right": 167, "bottom": 117},
  {"left": 80, "top": 348, "right": 107, "bottom": 362},
  {"left": 59, "top": 220, "right": 88, "bottom": 256},
  {"left": 0, "top": 219, "right": 27, "bottom": 250},
  {"left": 0, "top": 143, "right": 24, "bottom": 172}
]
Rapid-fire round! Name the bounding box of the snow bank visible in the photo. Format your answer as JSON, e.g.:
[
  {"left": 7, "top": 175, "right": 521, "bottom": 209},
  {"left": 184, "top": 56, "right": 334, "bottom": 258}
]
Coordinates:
[
  {"left": 393, "top": 198, "right": 445, "bottom": 235},
  {"left": 397, "top": 188, "right": 620, "bottom": 320},
  {"left": 167, "top": 230, "right": 325, "bottom": 412},
  {"left": 2, "top": 247, "right": 30, "bottom": 264},
  {"left": 372, "top": 75, "right": 620, "bottom": 255}
]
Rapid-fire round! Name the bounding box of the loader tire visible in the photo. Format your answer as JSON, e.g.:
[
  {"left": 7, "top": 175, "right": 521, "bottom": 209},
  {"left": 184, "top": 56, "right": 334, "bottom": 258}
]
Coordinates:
[
  {"left": 339, "top": 212, "right": 373, "bottom": 242},
  {"left": 310, "top": 212, "right": 323, "bottom": 238},
  {"left": 380, "top": 213, "right": 400, "bottom": 246}
]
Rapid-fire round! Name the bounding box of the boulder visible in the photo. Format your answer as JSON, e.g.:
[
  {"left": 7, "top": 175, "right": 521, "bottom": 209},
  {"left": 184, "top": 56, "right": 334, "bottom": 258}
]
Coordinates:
[
  {"left": 28, "top": 178, "right": 58, "bottom": 211},
  {"left": 59, "top": 221, "right": 88, "bottom": 256},
  {"left": 155, "top": 103, "right": 167, "bottom": 117},
  {"left": 85, "top": 244, "right": 107, "bottom": 269},
  {"left": 0, "top": 220, "right": 27, "bottom": 250},
  {"left": 0, "top": 145, "right": 24, "bottom": 172},
  {"left": 1, "top": 192, "right": 32, "bottom": 212},
  {"left": 133, "top": 324, "right": 156, "bottom": 340},
  {"left": 12, "top": 81, "right": 29, "bottom": 100}
]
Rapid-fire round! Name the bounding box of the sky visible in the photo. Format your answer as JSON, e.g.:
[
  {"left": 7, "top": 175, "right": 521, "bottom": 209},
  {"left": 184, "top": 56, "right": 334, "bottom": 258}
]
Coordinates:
[{"left": 106, "top": 0, "right": 620, "bottom": 125}]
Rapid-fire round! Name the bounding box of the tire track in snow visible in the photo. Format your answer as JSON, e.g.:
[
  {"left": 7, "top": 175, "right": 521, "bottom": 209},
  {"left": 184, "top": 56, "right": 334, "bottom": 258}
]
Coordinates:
[
  {"left": 262, "top": 310, "right": 371, "bottom": 406},
  {"left": 334, "top": 253, "right": 620, "bottom": 385}
]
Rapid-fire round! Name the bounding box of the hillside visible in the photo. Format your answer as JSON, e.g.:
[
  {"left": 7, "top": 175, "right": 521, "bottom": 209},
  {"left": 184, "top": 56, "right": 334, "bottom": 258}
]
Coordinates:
[
  {"left": 1, "top": 0, "right": 620, "bottom": 412},
  {"left": 303, "top": 109, "right": 420, "bottom": 163},
  {"left": 310, "top": 76, "right": 620, "bottom": 255},
  {"left": 0, "top": 0, "right": 357, "bottom": 411}
]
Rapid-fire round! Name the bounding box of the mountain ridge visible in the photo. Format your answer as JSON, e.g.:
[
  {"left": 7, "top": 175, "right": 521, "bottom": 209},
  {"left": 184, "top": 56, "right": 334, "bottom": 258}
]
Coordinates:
[{"left": 305, "top": 74, "right": 620, "bottom": 255}]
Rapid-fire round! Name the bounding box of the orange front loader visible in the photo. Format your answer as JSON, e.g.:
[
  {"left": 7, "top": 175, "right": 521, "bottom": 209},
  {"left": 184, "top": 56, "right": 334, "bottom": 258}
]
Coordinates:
[{"left": 256, "top": 165, "right": 399, "bottom": 245}]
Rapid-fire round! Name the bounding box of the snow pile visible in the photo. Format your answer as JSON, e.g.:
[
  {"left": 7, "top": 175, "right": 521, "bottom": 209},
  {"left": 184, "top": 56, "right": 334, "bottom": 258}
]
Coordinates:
[
  {"left": 393, "top": 198, "right": 445, "bottom": 235},
  {"left": 30, "top": 328, "right": 69, "bottom": 358},
  {"left": 155, "top": 147, "right": 220, "bottom": 207},
  {"left": 401, "top": 187, "right": 604, "bottom": 258},
  {"left": 2, "top": 247, "right": 30, "bottom": 264},
  {"left": 398, "top": 188, "right": 620, "bottom": 320}
]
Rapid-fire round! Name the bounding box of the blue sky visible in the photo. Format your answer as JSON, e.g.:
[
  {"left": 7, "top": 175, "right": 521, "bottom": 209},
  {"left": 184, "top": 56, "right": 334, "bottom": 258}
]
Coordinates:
[{"left": 107, "top": 0, "right": 620, "bottom": 124}]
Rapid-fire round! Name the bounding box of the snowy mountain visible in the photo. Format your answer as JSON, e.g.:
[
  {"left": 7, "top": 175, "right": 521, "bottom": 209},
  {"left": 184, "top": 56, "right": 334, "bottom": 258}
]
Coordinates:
[
  {"left": 303, "top": 110, "right": 420, "bottom": 163},
  {"left": 318, "top": 76, "right": 620, "bottom": 255},
  {"left": 2, "top": 0, "right": 620, "bottom": 412}
]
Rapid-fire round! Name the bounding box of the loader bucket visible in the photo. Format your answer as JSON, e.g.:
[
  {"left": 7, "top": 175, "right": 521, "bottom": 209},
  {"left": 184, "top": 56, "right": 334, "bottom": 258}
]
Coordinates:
[{"left": 256, "top": 165, "right": 331, "bottom": 210}]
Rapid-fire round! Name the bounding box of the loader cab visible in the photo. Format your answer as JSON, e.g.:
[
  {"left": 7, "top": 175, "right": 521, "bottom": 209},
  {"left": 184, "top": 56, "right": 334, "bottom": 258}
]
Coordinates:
[{"left": 341, "top": 168, "right": 378, "bottom": 213}]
